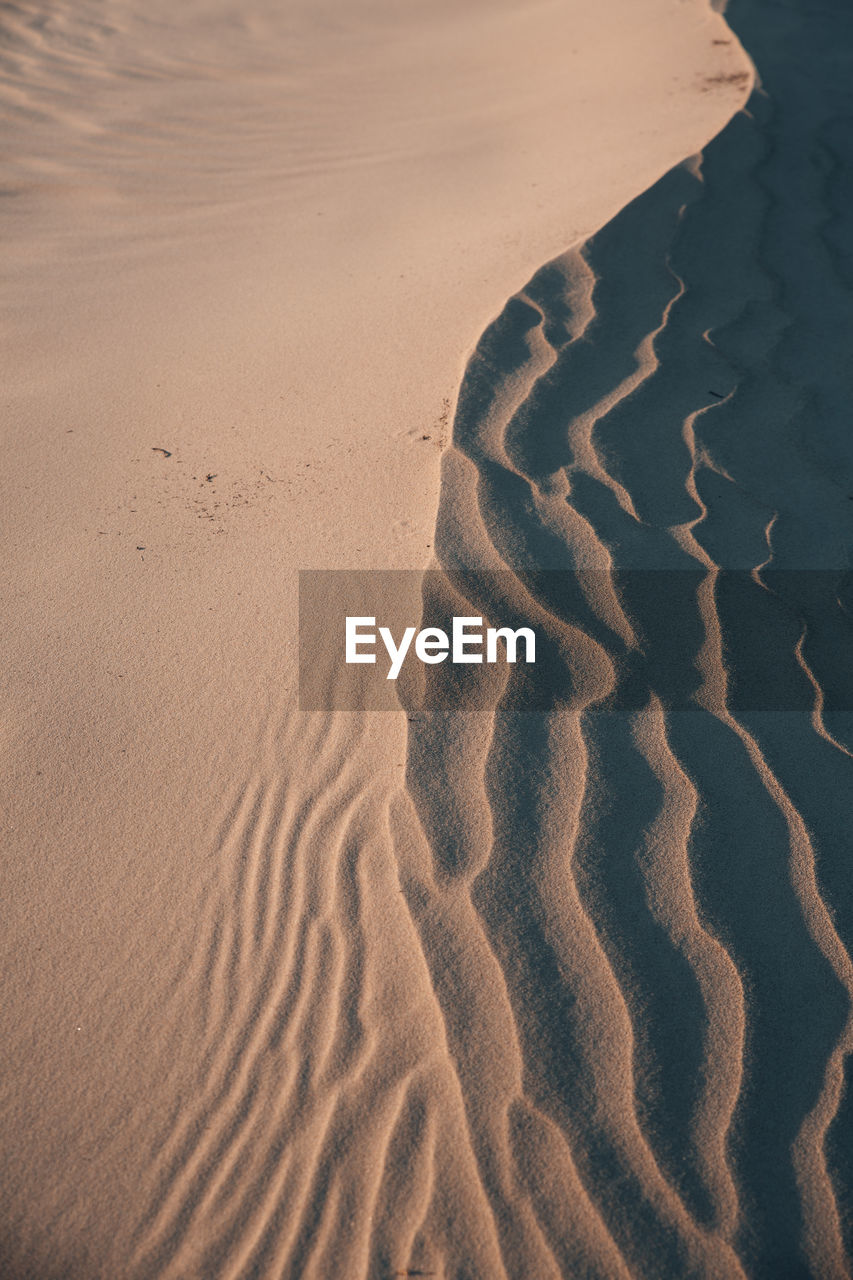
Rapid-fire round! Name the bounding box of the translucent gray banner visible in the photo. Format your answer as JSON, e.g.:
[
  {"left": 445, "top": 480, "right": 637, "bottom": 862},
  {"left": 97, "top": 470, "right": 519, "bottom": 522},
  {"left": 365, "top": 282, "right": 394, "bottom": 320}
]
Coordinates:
[{"left": 298, "top": 568, "right": 853, "bottom": 713}]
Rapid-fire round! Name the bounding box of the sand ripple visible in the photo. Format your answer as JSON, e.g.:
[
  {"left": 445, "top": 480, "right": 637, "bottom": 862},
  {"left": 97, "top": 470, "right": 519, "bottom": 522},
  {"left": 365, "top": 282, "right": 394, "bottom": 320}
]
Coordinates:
[{"left": 398, "top": 3, "right": 853, "bottom": 1276}]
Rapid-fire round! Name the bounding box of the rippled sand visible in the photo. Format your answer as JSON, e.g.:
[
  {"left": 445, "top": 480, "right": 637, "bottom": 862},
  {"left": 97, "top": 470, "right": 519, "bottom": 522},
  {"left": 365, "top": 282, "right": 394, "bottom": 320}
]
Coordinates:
[{"left": 9, "top": 0, "right": 853, "bottom": 1276}]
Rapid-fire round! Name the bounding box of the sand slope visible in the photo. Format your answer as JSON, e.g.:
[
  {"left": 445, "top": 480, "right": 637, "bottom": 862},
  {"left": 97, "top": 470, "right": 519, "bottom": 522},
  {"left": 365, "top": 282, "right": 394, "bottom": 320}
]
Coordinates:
[
  {"left": 399, "top": 1, "right": 853, "bottom": 1276},
  {"left": 12, "top": 0, "right": 852, "bottom": 1276}
]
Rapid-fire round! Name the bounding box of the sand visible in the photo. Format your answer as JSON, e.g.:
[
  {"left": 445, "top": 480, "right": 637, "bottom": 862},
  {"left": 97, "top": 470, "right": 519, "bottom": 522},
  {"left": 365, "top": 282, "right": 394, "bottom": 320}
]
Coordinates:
[{"left": 5, "top": 0, "right": 852, "bottom": 1275}]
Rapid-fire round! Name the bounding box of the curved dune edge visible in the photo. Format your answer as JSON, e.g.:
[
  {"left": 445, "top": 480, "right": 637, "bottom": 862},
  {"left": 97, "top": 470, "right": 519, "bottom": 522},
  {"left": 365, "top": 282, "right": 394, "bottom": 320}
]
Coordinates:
[
  {"left": 398, "top": 0, "right": 853, "bottom": 1276},
  {"left": 13, "top": 0, "right": 853, "bottom": 1279}
]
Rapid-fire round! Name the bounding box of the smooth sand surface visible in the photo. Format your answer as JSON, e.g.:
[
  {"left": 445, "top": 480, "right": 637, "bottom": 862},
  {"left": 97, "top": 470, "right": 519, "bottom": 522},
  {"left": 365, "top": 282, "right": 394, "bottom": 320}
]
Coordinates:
[{"left": 8, "top": 0, "right": 852, "bottom": 1275}]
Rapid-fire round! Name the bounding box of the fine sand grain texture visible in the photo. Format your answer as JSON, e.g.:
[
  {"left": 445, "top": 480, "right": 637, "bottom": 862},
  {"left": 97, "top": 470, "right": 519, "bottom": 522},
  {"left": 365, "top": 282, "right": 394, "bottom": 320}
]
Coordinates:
[
  {"left": 6, "top": 0, "right": 852, "bottom": 1276},
  {"left": 400, "top": 1, "right": 853, "bottom": 1276}
]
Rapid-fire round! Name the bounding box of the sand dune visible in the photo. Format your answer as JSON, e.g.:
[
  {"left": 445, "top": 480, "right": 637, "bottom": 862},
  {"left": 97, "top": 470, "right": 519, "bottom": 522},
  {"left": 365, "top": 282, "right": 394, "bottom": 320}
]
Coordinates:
[
  {"left": 399, "top": 2, "right": 853, "bottom": 1276},
  {"left": 6, "top": 0, "right": 853, "bottom": 1276}
]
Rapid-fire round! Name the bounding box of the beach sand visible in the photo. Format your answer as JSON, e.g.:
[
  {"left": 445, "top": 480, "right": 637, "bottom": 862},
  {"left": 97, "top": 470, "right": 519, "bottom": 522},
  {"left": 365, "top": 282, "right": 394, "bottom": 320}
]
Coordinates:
[{"left": 5, "top": 0, "right": 852, "bottom": 1275}]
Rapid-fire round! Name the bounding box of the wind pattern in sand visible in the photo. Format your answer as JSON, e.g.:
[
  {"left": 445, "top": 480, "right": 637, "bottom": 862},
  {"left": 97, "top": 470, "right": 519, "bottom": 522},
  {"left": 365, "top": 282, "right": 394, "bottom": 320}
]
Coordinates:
[
  {"left": 13, "top": 0, "right": 852, "bottom": 1276},
  {"left": 400, "top": 1, "right": 853, "bottom": 1276}
]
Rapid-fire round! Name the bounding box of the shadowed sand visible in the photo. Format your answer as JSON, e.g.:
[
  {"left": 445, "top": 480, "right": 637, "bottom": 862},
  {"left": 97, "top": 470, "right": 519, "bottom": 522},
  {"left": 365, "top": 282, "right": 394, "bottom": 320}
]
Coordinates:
[
  {"left": 5, "top": 0, "right": 853, "bottom": 1277},
  {"left": 401, "top": 1, "right": 853, "bottom": 1276}
]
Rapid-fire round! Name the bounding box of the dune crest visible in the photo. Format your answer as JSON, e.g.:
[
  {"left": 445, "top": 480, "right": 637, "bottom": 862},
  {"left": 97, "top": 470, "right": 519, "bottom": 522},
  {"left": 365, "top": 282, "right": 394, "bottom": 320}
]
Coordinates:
[
  {"left": 402, "top": 1, "right": 853, "bottom": 1276},
  {"left": 12, "top": 0, "right": 853, "bottom": 1276}
]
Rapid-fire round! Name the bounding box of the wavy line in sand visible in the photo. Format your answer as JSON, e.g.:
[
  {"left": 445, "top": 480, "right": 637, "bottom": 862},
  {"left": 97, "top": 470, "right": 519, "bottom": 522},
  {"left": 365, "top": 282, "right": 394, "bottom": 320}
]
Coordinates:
[
  {"left": 401, "top": 2, "right": 853, "bottom": 1276},
  {"left": 96, "top": 0, "right": 853, "bottom": 1273}
]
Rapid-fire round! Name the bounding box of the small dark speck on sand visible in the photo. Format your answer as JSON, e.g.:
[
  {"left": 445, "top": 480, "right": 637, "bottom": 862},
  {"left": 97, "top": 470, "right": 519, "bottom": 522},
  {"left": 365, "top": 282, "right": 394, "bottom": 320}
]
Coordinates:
[
  {"left": 152, "top": 447, "right": 172, "bottom": 457},
  {"left": 701, "top": 71, "right": 750, "bottom": 90},
  {"left": 206, "top": 473, "right": 217, "bottom": 482}
]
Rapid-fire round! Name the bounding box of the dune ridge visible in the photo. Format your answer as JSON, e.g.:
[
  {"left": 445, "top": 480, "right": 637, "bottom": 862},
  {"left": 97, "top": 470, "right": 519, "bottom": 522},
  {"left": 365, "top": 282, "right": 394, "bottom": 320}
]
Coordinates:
[
  {"left": 6, "top": 0, "right": 852, "bottom": 1276},
  {"left": 399, "top": 1, "right": 853, "bottom": 1276}
]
